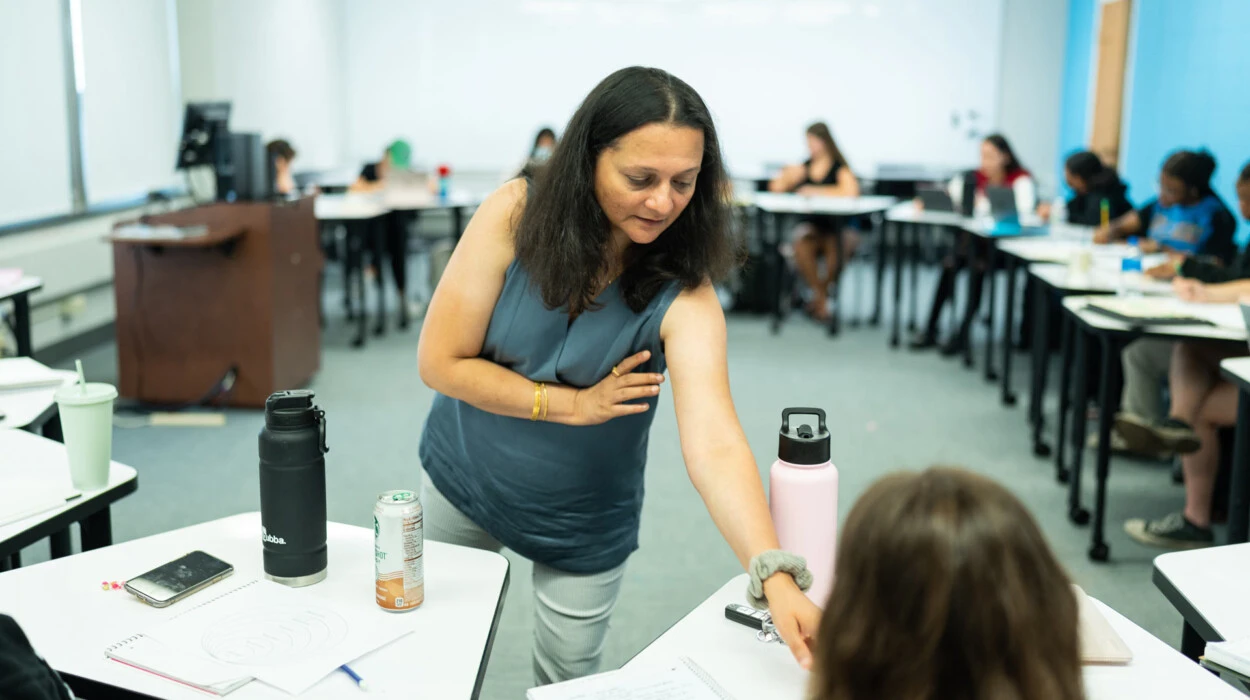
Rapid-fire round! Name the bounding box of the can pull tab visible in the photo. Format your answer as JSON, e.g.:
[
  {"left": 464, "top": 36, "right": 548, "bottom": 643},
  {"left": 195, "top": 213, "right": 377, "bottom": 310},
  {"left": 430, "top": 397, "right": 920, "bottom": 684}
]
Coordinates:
[{"left": 316, "top": 408, "right": 329, "bottom": 454}]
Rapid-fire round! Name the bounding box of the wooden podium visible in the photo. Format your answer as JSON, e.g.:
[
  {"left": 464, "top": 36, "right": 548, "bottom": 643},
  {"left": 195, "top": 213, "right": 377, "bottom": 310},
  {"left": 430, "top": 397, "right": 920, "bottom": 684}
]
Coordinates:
[{"left": 112, "top": 199, "right": 321, "bottom": 408}]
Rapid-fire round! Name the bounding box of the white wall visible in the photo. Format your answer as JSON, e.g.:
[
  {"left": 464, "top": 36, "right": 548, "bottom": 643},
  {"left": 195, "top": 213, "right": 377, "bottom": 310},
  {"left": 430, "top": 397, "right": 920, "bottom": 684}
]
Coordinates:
[
  {"left": 175, "top": 0, "right": 348, "bottom": 171},
  {"left": 995, "top": 0, "right": 1070, "bottom": 197},
  {"left": 343, "top": 0, "right": 1006, "bottom": 176}
]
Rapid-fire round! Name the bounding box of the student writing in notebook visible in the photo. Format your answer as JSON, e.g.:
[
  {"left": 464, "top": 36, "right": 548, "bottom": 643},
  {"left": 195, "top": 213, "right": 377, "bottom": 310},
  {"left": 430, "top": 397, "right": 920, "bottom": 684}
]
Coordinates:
[
  {"left": 1039, "top": 150, "right": 1133, "bottom": 225},
  {"left": 1121, "top": 161, "right": 1250, "bottom": 549},
  {"left": 1093, "top": 150, "right": 1239, "bottom": 459},
  {"left": 768, "top": 122, "right": 861, "bottom": 321},
  {"left": 810, "top": 467, "right": 1084, "bottom": 700},
  {"left": 417, "top": 67, "right": 820, "bottom": 686}
]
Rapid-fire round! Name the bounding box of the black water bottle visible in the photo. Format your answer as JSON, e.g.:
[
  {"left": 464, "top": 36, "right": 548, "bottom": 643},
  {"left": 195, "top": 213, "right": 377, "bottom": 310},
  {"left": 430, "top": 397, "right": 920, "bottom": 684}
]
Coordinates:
[{"left": 259, "top": 390, "right": 329, "bottom": 587}]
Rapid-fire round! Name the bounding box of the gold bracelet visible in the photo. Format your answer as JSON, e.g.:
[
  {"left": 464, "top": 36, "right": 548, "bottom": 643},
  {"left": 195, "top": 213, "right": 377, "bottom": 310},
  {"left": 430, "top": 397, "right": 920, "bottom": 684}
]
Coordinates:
[
  {"left": 541, "top": 383, "right": 549, "bottom": 422},
  {"left": 531, "top": 382, "right": 543, "bottom": 421}
]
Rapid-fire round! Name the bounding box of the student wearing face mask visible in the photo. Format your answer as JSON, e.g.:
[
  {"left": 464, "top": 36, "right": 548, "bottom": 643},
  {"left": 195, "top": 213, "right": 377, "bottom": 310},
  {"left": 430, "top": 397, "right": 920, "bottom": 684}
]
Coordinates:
[{"left": 417, "top": 67, "right": 820, "bottom": 686}]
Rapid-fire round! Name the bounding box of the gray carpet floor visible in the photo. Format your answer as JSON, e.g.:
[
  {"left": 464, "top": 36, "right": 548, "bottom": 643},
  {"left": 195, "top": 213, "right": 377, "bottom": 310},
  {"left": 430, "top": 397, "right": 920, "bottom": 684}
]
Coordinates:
[{"left": 25, "top": 262, "right": 1211, "bottom": 699}]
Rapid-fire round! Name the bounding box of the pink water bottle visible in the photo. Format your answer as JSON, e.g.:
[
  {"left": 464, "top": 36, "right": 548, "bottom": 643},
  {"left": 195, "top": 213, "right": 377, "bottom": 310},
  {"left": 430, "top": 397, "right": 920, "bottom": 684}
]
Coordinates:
[{"left": 770, "top": 407, "right": 838, "bottom": 605}]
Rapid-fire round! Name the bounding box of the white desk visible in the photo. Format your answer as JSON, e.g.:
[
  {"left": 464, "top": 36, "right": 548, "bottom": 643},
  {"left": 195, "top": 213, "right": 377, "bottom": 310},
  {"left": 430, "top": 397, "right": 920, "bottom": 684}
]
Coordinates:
[
  {"left": 883, "top": 201, "right": 968, "bottom": 227},
  {"left": 0, "top": 370, "right": 74, "bottom": 431},
  {"left": 747, "top": 193, "right": 898, "bottom": 336},
  {"left": 0, "top": 275, "right": 43, "bottom": 357},
  {"left": 0, "top": 512, "right": 509, "bottom": 700},
  {"left": 627, "top": 575, "right": 1244, "bottom": 699},
  {"left": 0, "top": 430, "right": 138, "bottom": 569},
  {"left": 1058, "top": 296, "right": 1247, "bottom": 564},
  {"left": 313, "top": 194, "right": 389, "bottom": 221},
  {"left": 1154, "top": 544, "right": 1250, "bottom": 662}
]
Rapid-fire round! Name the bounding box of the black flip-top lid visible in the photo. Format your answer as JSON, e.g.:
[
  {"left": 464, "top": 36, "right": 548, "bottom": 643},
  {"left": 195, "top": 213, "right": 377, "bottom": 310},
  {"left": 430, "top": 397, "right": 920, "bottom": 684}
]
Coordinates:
[
  {"left": 778, "top": 407, "right": 830, "bottom": 465},
  {"left": 263, "top": 390, "right": 328, "bottom": 453}
]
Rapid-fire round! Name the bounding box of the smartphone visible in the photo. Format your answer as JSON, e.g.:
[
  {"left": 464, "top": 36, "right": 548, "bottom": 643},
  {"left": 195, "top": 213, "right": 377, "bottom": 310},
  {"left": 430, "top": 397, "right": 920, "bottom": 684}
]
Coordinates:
[{"left": 124, "top": 551, "right": 234, "bottom": 608}]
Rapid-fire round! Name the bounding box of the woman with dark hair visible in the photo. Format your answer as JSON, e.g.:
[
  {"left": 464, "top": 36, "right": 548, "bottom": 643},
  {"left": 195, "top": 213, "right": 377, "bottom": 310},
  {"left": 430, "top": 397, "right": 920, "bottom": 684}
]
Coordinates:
[
  {"left": 810, "top": 467, "right": 1084, "bottom": 700},
  {"left": 416, "top": 67, "right": 820, "bottom": 685},
  {"left": 768, "top": 122, "right": 861, "bottom": 320},
  {"left": 911, "top": 133, "right": 1036, "bottom": 355},
  {"left": 1040, "top": 150, "right": 1133, "bottom": 225},
  {"left": 266, "top": 139, "right": 297, "bottom": 195},
  {"left": 1093, "top": 150, "right": 1238, "bottom": 459},
  {"left": 514, "top": 126, "right": 559, "bottom": 180}
]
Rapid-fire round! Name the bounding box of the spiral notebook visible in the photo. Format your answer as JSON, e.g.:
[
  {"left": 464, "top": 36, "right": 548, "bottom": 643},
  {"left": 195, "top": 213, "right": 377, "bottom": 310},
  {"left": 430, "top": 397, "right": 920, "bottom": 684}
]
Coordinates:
[
  {"left": 526, "top": 657, "right": 736, "bottom": 700},
  {"left": 105, "top": 634, "right": 252, "bottom": 695}
]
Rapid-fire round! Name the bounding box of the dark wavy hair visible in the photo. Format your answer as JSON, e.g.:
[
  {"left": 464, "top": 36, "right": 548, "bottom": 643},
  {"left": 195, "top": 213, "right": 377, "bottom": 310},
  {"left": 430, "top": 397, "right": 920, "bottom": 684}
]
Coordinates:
[
  {"left": 983, "top": 133, "right": 1025, "bottom": 175},
  {"left": 514, "top": 66, "right": 735, "bottom": 316},
  {"left": 807, "top": 122, "right": 848, "bottom": 168},
  {"left": 1065, "top": 150, "right": 1119, "bottom": 190},
  {"left": 1162, "top": 149, "right": 1218, "bottom": 197},
  {"left": 811, "top": 467, "right": 1084, "bottom": 700}
]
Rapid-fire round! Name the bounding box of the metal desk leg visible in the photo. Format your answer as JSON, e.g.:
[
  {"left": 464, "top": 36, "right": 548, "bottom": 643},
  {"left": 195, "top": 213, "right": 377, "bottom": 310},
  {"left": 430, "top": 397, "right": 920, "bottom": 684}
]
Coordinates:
[
  {"left": 1000, "top": 255, "right": 1018, "bottom": 405},
  {"left": 50, "top": 529, "right": 72, "bottom": 558},
  {"left": 371, "top": 217, "right": 386, "bottom": 337},
  {"left": 1088, "top": 334, "right": 1120, "bottom": 561},
  {"left": 1228, "top": 389, "right": 1250, "bottom": 544},
  {"left": 828, "top": 223, "right": 843, "bottom": 337},
  {"left": 348, "top": 222, "right": 367, "bottom": 348},
  {"left": 1029, "top": 280, "right": 1053, "bottom": 457},
  {"left": 1068, "top": 327, "right": 1092, "bottom": 526},
  {"left": 908, "top": 224, "right": 920, "bottom": 332},
  {"left": 13, "top": 291, "right": 32, "bottom": 357},
  {"left": 890, "top": 221, "right": 903, "bottom": 347},
  {"left": 80, "top": 507, "right": 114, "bottom": 551},
  {"left": 984, "top": 246, "right": 999, "bottom": 381},
  {"left": 452, "top": 206, "right": 465, "bottom": 244},
  {"left": 769, "top": 212, "right": 784, "bottom": 335},
  {"left": 871, "top": 215, "right": 885, "bottom": 327},
  {"left": 1181, "top": 620, "right": 1205, "bottom": 662},
  {"left": 1055, "top": 313, "right": 1075, "bottom": 482}
]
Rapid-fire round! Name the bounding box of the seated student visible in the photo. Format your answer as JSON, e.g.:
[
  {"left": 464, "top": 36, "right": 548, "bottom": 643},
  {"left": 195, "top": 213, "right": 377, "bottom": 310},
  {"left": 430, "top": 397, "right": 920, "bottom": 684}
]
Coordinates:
[
  {"left": 810, "top": 467, "right": 1082, "bottom": 700},
  {"left": 1041, "top": 150, "right": 1134, "bottom": 225},
  {"left": 768, "top": 122, "right": 860, "bottom": 321},
  {"left": 910, "top": 134, "right": 1037, "bottom": 354},
  {"left": 351, "top": 140, "right": 421, "bottom": 330},
  {"left": 266, "top": 139, "right": 298, "bottom": 196},
  {"left": 516, "top": 126, "right": 558, "bottom": 180},
  {"left": 1096, "top": 151, "right": 1238, "bottom": 457},
  {"left": 1121, "top": 164, "right": 1250, "bottom": 549},
  {"left": 0, "top": 615, "right": 74, "bottom": 699}
]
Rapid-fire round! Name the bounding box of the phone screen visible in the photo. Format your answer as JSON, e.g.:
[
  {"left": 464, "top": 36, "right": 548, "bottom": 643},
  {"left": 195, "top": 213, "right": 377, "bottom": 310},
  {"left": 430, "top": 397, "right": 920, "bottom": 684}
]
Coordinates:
[{"left": 126, "top": 551, "right": 232, "bottom": 603}]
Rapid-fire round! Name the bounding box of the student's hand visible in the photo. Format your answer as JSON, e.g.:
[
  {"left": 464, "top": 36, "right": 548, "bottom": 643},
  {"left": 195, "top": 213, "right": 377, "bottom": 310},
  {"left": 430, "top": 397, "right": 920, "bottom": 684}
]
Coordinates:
[
  {"left": 1144, "top": 262, "right": 1176, "bottom": 280},
  {"left": 570, "top": 351, "right": 664, "bottom": 426},
  {"left": 763, "top": 574, "right": 821, "bottom": 670},
  {"left": 1138, "top": 239, "right": 1161, "bottom": 253},
  {"left": 1092, "top": 225, "right": 1112, "bottom": 244},
  {"left": 1173, "top": 277, "right": 1208, "bottom": 303},
  {"left": 1036, "top": 201, "right": 1052, "bottom": 222}
]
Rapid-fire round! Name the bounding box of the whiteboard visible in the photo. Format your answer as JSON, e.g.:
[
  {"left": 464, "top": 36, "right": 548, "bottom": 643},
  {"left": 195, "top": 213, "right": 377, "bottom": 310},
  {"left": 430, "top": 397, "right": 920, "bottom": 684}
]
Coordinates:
[{"left": 350, "top": 0, "right": 1004, "bottom": 175}]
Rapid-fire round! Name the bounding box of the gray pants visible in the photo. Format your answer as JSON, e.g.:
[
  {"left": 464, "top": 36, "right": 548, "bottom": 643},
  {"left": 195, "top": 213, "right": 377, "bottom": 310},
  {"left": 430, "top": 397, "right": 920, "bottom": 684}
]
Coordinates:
[
  {"left": 420, "top": 479, "right": 626, "bottom": 687},
  {"left": 1120, "top": 338, "right": 1175, "bottom": 423}
]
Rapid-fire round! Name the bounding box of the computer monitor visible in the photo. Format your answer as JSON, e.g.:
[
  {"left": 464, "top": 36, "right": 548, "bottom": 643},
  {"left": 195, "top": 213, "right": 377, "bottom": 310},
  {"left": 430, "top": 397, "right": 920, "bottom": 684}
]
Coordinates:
[{"left": 175, "top": 102, "right": 231, "bottom": 171}]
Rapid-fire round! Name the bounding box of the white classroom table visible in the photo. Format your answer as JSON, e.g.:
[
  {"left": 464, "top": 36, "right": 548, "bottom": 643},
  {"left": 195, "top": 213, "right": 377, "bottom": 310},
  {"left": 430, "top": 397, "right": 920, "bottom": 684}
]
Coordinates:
[
  {"left": 0, "top": 369, "right": 74, "bottom": 431},
  {"left": 1154, "top": 544, "right": 1250, "bottom": 663},
  {"left": 1058, "top": 296, "right": 1246, "bottom": 562},
  {"left": 746, "top": 193, "right": 898, "bottom": 336},
  {"left": 0, "top": 512, "right": 509, "bottom": 700},
  {"left": 626, "top": 574, "right": 1246, "bottom": 699},
  {"left": 0, "top": 430, "right": 138, "bottom": 569},
  {"left": 0, "top": 274, "right": 43, "bottom": 357}
]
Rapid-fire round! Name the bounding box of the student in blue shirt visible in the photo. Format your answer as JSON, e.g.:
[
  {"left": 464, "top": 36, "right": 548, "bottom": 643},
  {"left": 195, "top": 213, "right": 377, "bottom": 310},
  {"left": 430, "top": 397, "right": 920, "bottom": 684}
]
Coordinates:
[{"left": 1094, "top": 150, "right": 1238, "bottom": 459}]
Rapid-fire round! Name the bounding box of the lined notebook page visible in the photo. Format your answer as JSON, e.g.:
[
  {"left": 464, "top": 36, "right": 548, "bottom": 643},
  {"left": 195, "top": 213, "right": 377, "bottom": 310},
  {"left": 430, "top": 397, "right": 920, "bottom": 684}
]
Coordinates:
[{"left": 527, "top": 658, "right": 736, "bottom": 700}]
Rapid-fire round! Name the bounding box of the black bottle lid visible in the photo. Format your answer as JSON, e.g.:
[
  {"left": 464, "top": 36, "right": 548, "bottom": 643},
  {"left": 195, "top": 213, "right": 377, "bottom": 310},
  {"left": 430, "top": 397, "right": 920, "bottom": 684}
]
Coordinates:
[{"left": 778, "top": 407, "right": 830, "bottom": 465}]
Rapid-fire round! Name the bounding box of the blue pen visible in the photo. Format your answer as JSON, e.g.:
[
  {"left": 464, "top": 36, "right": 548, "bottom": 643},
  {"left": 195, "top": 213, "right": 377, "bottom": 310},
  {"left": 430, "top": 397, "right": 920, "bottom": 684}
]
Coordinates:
[{"left": 340, "top": 664, "right": 369, "bottom": 691}]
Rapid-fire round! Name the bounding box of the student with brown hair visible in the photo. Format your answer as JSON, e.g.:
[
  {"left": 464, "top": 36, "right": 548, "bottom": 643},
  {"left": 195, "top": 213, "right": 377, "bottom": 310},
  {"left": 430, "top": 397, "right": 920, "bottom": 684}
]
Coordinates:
[
  {"left": 768, "top": 122, "right": 860, "bottom": 320},
  {"left": 265, "top": 138, "right": 297, "bottom": 195},
  {"left": 810, "top": 467, "right": 1084, "bottom": 700}
]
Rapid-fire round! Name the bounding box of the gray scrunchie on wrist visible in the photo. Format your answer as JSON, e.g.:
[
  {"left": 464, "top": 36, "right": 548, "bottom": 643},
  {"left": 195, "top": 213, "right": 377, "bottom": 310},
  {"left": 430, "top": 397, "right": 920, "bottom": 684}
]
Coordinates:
[{"left": 746, "top": 549, "right": 813, "bottom": 610}]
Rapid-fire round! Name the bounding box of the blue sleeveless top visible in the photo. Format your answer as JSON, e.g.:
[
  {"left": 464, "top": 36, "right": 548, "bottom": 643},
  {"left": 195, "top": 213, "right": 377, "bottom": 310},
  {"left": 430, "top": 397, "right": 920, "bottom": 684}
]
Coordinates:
[
  {"left": 1144, "top": 194, "right": 1228, "bottom": 256},
  {"left": 419, "top": 259, "right": 683, "bottom": 573}
]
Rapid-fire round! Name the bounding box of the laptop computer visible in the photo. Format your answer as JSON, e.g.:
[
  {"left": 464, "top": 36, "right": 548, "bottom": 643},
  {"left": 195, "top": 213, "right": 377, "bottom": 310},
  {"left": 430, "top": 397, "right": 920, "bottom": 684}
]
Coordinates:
[
  {"left": 918, "top": 187, "right": 955, "bottom": 212},
  {"left": 986, "top": 186, "right": 1018, "bottom": 220}
]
